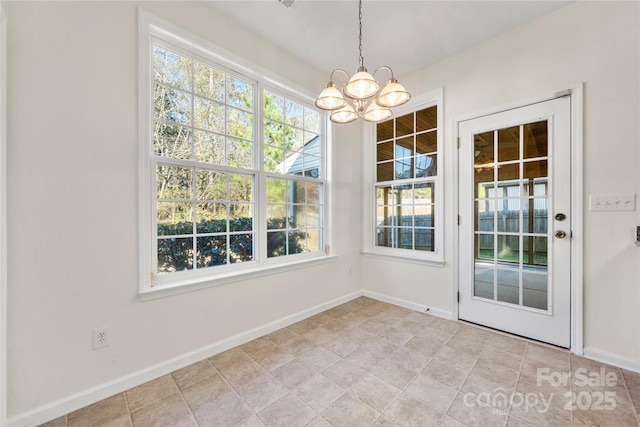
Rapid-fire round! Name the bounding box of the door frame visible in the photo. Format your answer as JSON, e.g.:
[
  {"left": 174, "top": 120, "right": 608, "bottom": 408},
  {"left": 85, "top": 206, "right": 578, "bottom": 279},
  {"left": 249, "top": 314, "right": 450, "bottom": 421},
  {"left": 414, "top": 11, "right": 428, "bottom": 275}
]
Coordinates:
[
  {"left": 0, "top": 1, "right": 7, "bottom": 424},
  {"left": 451, "top": 85, "right": 584, "bottom": 354}
]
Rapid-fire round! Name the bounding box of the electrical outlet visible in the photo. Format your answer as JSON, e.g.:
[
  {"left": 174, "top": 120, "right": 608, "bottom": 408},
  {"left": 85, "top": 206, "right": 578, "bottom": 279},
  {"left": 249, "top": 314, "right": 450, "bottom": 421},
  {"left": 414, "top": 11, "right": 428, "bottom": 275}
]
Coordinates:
[
  {"left": 589, "top": 194, "right": 636, "bottom": 211},
  {"left": 93, "top": 326, "right": 111, "bottom": 350}
]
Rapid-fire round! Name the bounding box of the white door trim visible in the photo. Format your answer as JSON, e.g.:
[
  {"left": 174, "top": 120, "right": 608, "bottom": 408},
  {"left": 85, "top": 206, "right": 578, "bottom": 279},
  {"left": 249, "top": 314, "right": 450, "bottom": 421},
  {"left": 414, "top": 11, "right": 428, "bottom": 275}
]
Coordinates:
[
  {"left": 0, "top": 1, "right": 7, "bottom": 424},
  {"left": 451, "top": 84, "right": 584, "bottom": 354}
]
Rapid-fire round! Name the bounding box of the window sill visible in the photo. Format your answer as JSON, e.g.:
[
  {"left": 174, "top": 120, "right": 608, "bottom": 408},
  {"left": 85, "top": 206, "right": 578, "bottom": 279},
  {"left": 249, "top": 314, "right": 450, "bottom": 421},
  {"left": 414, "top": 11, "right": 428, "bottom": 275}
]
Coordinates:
[
  {"left": 361, "top": 250, "right": 445, "bottom": 267},
  {"left": 139, "top": 254, "right": 338, "bottom": 301}
]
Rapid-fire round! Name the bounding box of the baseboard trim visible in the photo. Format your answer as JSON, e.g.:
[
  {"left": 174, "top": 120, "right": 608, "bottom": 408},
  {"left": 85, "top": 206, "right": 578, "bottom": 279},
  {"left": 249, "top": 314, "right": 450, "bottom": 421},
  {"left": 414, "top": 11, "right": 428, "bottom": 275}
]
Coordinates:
[
  {"left": 583, "top": 347, "right": 640, "bottom": 374},
  {"left": 363, "top": 290, "right": 452, "bottom": 320},
  {"left": 25, "top": 290, "right": 640, "bottom": 427},
  {"left": 7, "top": 290, "right": 363, "bottom": 427}
]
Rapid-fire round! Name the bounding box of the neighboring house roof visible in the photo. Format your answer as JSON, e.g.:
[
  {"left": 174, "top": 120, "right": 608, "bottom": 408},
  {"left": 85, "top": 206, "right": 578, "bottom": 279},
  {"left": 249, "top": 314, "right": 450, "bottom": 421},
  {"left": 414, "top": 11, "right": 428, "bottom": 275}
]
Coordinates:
[{"left": 279, "top": 135, "right": 320, "bottom": 176}]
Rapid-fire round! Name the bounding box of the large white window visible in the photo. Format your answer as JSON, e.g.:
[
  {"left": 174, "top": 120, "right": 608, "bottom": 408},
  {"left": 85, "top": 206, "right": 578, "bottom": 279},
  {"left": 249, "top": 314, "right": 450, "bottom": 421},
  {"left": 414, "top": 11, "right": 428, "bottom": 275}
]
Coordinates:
[
  {"left": 138, "top": 12, "right": 330, "bottom": 298},
  {"left": 363, "top": 89, "right": 443, "bottom": 264}
]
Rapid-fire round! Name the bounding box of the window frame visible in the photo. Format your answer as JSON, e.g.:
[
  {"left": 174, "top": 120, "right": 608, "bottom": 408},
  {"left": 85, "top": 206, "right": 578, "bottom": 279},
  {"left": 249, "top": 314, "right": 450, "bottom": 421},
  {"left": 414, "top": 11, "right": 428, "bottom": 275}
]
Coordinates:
[
  {"left": 362, "top": 88, "right": 444, "bottom": 265},
  {"left": 138, "top": 10, "right": 334, "bottom": 300}
]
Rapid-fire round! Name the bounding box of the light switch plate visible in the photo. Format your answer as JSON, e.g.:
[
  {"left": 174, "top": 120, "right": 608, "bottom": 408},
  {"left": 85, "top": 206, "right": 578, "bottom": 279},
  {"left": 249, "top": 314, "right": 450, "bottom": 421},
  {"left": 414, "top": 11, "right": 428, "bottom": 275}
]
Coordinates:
[{"left": 589, "top": 194, "right": 636, "bottom": 211}]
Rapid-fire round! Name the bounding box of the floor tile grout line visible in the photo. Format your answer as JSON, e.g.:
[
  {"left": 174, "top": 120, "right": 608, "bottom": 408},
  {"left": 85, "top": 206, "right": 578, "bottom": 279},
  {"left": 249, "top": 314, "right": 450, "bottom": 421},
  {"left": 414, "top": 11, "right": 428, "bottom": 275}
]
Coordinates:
[
  {"left": 310, "top": 308, "right": 401, "bottom": 425},
  {"left": 356, "top": 314, "right": 460, "bottom": 426},
  {"left": 569, "top": 353, "right": 576, "bottom": 427},
  {"left": 243, "top": 325, "right": 360, "bottom": 427},
  {"left": 504, "top": 341, "right": 530, "bottom": 426},
  {"left": 175, "top": 382, "right": 198, "bottom": 427},
  {"left": 123, "top": 375, "right": 182, "bottom": 421},
  {"left": 437, "top": 331, "right": 485, "bottom": 427},
  {"left": 440, "top": 327, "right": 532, "bottom": 426},
  {"left": 620, "top": 371, "right": 640, "bottom": 426},
  {"left": 122, "top": 389, "right": 133, "bottom": 427},
  {"left": 343, "top": 313, "right": 416, "bottom": 426},
  {"left": 47, "top": 298, "right": 640, "bottom": 427}
]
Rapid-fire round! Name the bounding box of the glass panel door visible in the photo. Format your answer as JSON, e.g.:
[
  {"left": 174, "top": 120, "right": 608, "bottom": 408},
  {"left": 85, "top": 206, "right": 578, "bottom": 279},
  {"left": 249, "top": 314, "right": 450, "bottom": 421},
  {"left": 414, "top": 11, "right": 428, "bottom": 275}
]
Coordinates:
[
  {"left": 473, "top": 121, "right": 549, "bottom": 311},
  {"left": 458, "top": 96, "right": 571, "bottom": 347}
]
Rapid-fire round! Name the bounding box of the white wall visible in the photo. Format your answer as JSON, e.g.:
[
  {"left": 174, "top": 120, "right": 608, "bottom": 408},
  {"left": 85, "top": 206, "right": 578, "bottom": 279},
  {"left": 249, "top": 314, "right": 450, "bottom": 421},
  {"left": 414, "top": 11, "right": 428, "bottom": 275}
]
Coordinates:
[
  {"left": 5, "top": 1, "right": 362, "bottom": 421},
  {"left": 363, "top": 1, "right": 640, "bottom": 364},
  {"left": 5, "top": 0, "right": 640, "bottom": 423}
]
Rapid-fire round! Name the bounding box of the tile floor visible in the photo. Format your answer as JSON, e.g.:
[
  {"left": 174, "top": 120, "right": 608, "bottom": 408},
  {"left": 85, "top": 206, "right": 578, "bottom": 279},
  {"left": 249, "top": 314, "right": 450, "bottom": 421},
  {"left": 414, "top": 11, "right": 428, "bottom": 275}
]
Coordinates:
[{"left": 40, "top": 297, "right": 640, "bottom": 427}]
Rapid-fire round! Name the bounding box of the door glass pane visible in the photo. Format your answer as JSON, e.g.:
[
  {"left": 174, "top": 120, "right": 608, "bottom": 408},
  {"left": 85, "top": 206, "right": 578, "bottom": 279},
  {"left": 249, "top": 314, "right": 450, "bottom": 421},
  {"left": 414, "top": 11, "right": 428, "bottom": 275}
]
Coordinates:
[
  {"left": 472, "top": 120, "right": 550, "bottom": 311},
  {"left": 524, "top": 160, "right": 548, "bottom": 180},
  {"left": 535, "top": 236, "right": 548, "bottom": 266},
  {"left": 476, "top": 234, "right": 494, "bottom": 261},
  {"left": 497, "top": 267, "right": 519, "bottom": 304},
  {"left": 524, "top": 121, "right": 548, "bottom": 159},
  {"left": 497, "top": 234, "right": 519, "bottom": 263},
  {"left": 498, "top": 163, "right": 519, "bottom": 187},
  {"left": 498, "top": 126, "right": 519, "bottom": 162},
  {"left": 497, "top": 199, "right": 520, "bottom": 233},
  {"left": 475, "top": 167, "right": 494, "bottom": 199},
  {"left": 474, "top": 263, "right": 494, "bottom": 299},
  {"left": 476, "top": 200, "right": 494, "bottom": 233},
  {"left": 474, "top": 131, "right": 494, "bottom": 166},
  {"left": 523, "top": 272, "right": 547, "bottom": 309}
]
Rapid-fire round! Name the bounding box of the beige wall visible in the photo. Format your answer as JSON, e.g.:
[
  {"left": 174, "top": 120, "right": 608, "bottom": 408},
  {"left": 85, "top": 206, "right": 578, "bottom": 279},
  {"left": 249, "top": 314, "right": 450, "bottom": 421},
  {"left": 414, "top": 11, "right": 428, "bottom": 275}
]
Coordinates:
[
  {"left": 363, "top": 0, "right": 640, "bottom": 363},
  {"left": 5, "top": 1, "right": 362, "bottom": 420}
]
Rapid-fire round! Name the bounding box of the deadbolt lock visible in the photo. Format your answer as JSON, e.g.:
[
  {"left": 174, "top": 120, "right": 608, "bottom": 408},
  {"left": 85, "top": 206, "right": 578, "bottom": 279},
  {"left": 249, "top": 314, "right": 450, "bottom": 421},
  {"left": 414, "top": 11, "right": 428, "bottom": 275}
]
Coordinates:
[{"left": 555, "top": 213, "right": 566, "bottom": 221}]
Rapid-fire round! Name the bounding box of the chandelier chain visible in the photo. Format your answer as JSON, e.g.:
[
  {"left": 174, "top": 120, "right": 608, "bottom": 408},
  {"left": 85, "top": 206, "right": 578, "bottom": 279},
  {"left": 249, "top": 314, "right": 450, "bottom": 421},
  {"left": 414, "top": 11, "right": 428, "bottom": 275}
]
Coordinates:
[
  {"left": 358, "top": 0, "right": 363, "bottom": 67},
  {"left": 314, "top": 0, "right": 411, "bottom": 123}
]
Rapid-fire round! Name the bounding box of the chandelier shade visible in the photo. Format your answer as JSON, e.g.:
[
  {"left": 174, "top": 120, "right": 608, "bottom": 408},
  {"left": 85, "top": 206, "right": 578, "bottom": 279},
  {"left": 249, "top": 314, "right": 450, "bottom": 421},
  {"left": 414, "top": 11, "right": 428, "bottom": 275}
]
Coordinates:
[
  {"left": 377, "top": 78, "right": 411, "bottom": 108},
  {"left": 330, "top": 104, "right": 358, "bottom": 124},
  {"left": 314, "top": 0, "right": 411, "bottom": 124},
  {"left": 344, "top": 68, "right": 380, "bottom": 100},
  {"left": 363, "top": 99, "right": 392, "bottom": 122},
  {"left": 315, "top": 82, "right": 347, "bottom": 110}
]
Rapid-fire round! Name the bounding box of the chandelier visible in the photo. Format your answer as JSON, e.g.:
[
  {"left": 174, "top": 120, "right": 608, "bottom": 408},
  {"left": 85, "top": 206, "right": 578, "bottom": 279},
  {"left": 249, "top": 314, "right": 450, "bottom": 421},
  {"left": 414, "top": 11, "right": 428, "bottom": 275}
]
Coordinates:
[{"left": 314, "top": 0, "right": 411, "bottom": 124}]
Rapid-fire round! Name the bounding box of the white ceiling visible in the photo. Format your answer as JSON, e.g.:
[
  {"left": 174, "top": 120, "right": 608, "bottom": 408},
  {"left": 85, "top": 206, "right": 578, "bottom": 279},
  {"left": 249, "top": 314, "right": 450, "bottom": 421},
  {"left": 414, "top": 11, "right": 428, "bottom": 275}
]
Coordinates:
[{"left": 206, "top": 0, "right": 573, "bottom": 79}]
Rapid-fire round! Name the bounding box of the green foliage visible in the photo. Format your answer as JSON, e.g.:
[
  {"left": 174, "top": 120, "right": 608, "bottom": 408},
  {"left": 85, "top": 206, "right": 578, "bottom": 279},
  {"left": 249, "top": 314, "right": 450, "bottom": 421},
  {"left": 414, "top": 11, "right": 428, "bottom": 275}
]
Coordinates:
[
  {"left": 157, "top": 217, "right": 308, "bottom": 273},
  {"left": 263, "top": 92, "right": 295, "bottom": 173},
  {"left": 152, "top": 48, "right": 320, "bottom": 275}
]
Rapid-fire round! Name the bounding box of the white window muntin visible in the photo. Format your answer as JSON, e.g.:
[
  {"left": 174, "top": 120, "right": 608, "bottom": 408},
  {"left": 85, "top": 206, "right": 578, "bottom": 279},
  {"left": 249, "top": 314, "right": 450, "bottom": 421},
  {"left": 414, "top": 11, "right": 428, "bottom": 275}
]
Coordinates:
[
  {"left": 362, "top": 88, "right": 444, "bottom": 264},
  {"left": 139, "top": 11, "right": 331, "bottom": 298},
  {"left": 260, "top": 86, "right": 326, "bottom": 262},
  {"left": 150, "top": 36, "right": 259, "bottom": 283}
]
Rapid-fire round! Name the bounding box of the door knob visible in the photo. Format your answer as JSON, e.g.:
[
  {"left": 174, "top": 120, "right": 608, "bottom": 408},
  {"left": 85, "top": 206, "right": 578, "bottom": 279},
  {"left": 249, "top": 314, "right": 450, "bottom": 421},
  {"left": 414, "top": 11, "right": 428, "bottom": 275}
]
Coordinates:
[{"left": 555, "top": 230, "right": 567, "bottom": 239}]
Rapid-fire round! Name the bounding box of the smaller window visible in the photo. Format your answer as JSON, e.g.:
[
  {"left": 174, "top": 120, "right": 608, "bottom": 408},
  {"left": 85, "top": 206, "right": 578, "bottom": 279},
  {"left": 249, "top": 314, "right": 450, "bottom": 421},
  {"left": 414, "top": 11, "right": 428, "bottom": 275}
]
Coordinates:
[{"left": 363, "top": 89, "right": 443, "bottom": 264}]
